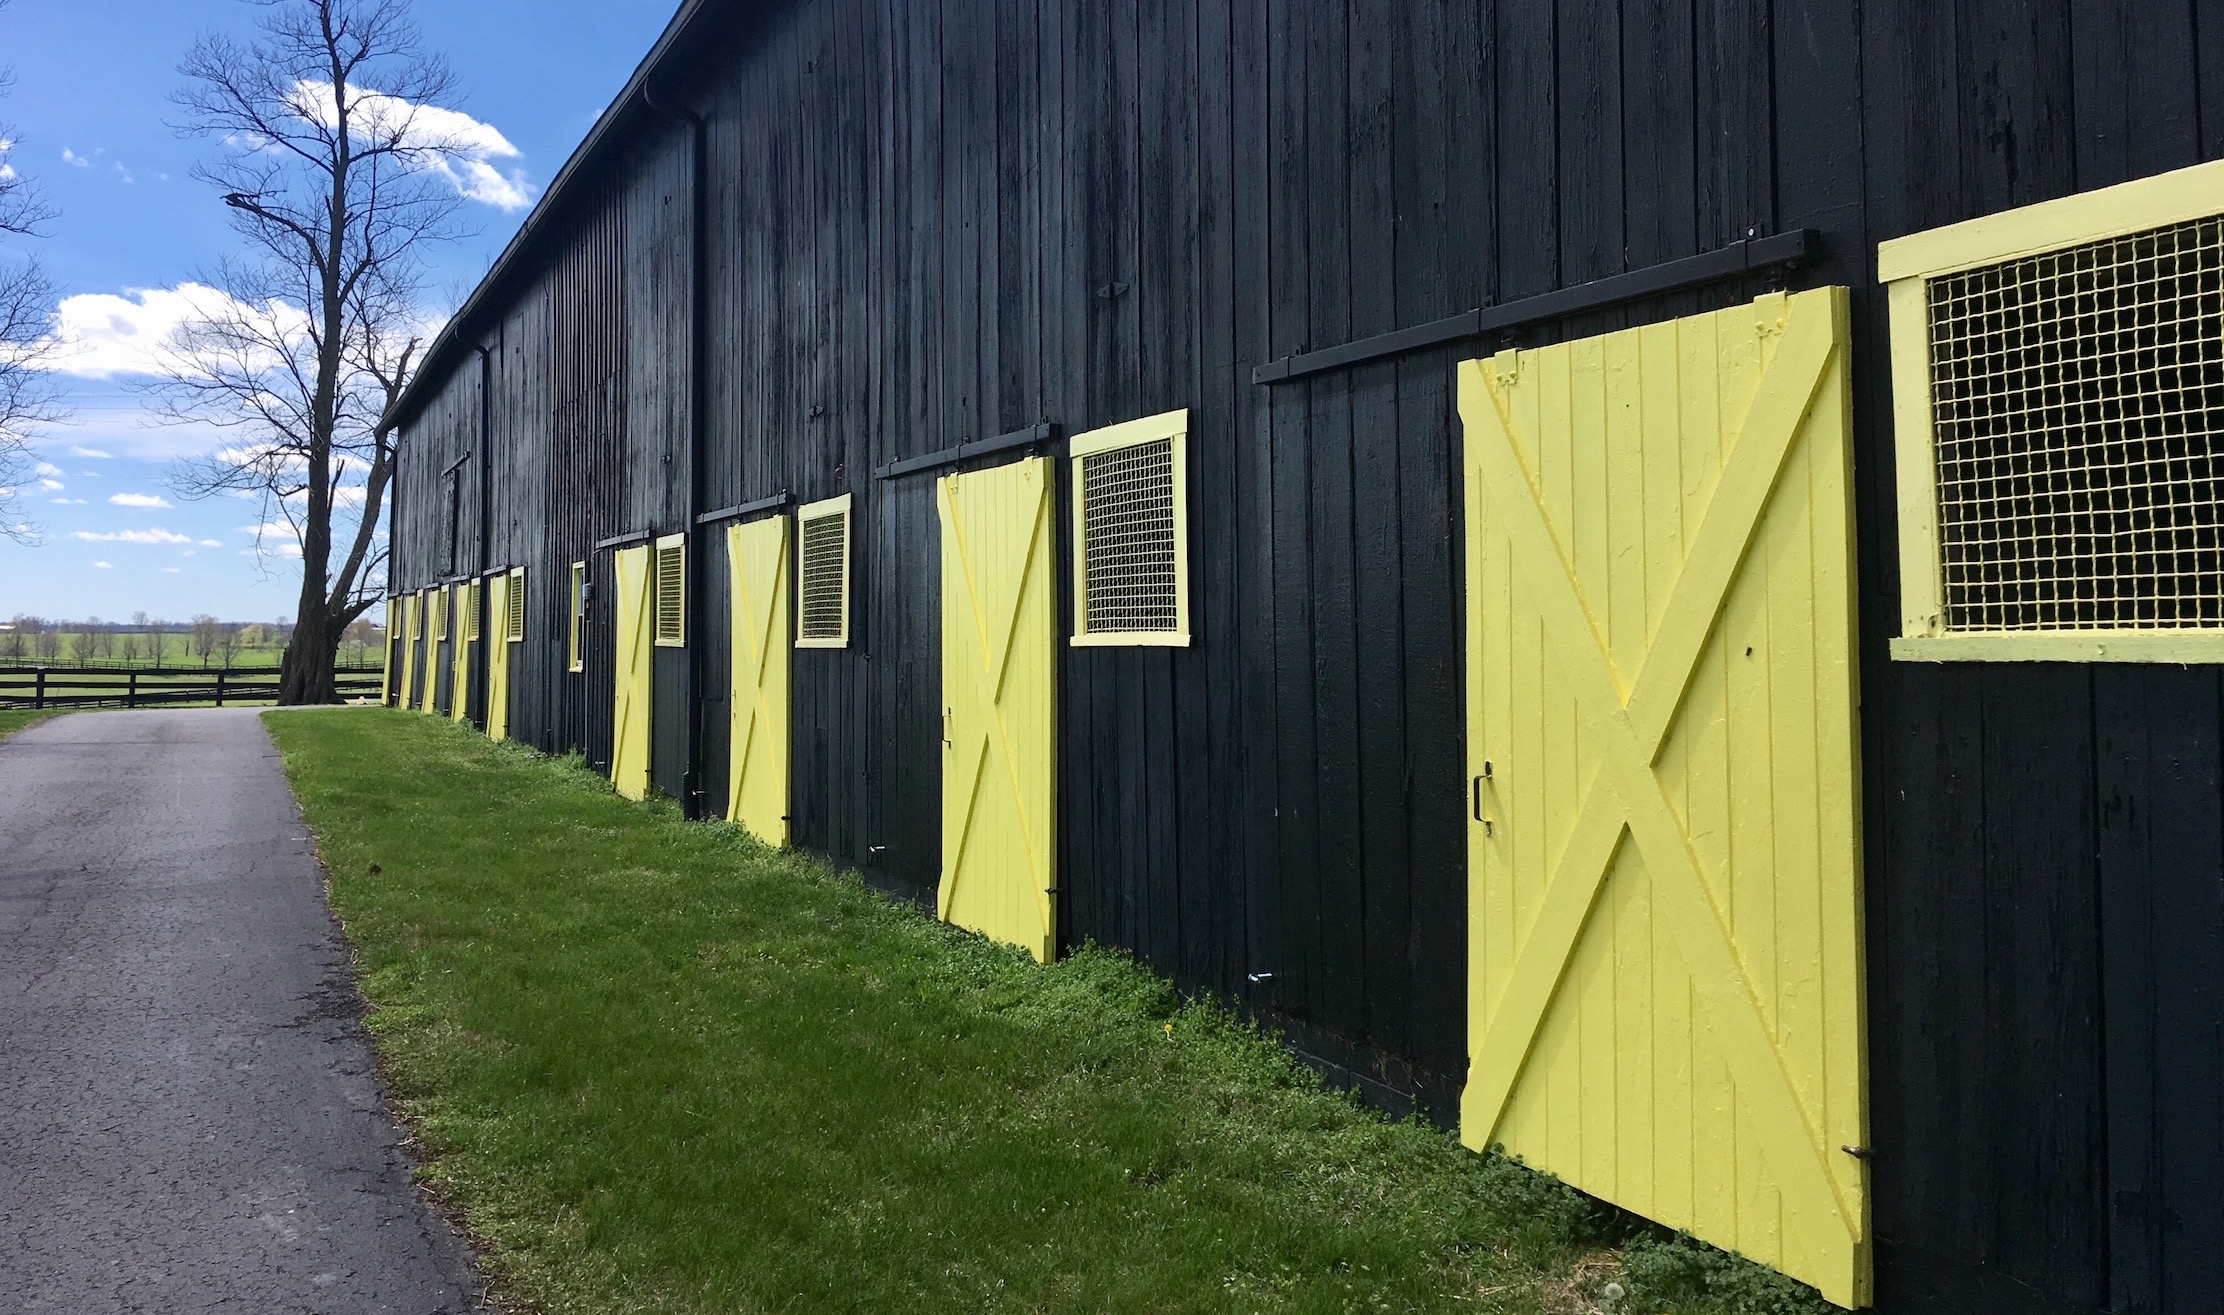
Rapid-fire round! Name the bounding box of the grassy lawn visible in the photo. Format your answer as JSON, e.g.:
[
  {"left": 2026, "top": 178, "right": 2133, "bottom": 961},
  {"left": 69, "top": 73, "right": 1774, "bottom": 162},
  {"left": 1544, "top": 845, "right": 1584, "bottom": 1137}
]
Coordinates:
[
  {"left": 268, "top": 709, "right": 1829, "bottom": 1315},
  {"left": 0, "top": 709, "right": 57, "bottom": 741}
]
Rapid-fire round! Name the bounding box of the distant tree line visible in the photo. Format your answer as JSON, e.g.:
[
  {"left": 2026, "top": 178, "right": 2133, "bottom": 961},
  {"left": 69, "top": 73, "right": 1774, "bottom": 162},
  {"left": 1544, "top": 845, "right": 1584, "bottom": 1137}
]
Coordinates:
[{"left": 0, "top": 612, "right": 383, "bottom": 668}]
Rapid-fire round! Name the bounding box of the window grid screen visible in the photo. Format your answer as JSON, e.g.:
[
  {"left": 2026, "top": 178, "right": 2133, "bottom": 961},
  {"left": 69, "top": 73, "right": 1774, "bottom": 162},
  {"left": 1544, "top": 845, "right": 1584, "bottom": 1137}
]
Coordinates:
[
  {"left": 463, "top": 582, "right": 480, "bottom": 642},
  {"left": 1081, "top": 437, "right": 1180, "bottom": 633},
  {"left": 1928, "top": 213, "right": 2224, "bottom": 632},
  {"left": 506, "top": 572, "right": 525, "bottom": 641},
  {"left": 799, "top": 510, "right": 848, "bottom": 642},
  {"left": 434, "top": 589, "right": 449, "bottom": 641},
  {"left": 655, "top": 542, "right": 686, "bottom": 644}
]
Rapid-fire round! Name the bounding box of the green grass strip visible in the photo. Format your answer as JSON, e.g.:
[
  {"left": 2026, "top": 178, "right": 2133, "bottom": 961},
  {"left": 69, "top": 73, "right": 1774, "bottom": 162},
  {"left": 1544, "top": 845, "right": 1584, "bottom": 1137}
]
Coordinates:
[
  {"left": 267, "top": 709, "right": 1831, "bottom": 1315},
  {"left": 0, "top": 709, "right": 58, "bottom": 742}
]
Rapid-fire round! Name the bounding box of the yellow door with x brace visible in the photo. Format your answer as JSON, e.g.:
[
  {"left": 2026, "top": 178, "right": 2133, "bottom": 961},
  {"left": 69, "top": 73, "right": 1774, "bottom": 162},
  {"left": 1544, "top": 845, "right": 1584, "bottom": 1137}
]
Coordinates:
[
  {"left": 939, "top": 457, "right": 1056, "bottom": 963},
  {"left": 386, "top": 596, "right": 404, "bottom": 712},
  {"left": 451, "top": 578, "right": 474, "bottom": 724},
  {"left": 487, "top": 573, "right": 512, "bottom": 742},
  {"left": 611, "top": 545, "right": 653, "bottom": 801},
  {"left": 424, "top": 586, "right": 447, "bottom": 716},
  {"left": 1459, "top": 288, "right": 1868, "bottom": 1307},
  {"left": 727, "top": 516, "right": 791, "bottom": 845}
]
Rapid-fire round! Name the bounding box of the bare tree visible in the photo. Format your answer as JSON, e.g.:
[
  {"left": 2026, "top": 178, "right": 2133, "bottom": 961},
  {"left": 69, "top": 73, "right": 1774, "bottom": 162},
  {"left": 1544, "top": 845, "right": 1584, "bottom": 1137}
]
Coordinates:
[
  {"left": 191, "top": 614, "right": 220, "bottom": 667},
  {"left": 218, "top": 623, "right": 244, "bottom": 668},
  {"left": 118, "top": 631, "right": 140, "bottom": 663},
  {"left": 0, "top": 0, "right": 63, "bottom": 545},
  {"left": 145, "top": 615, "right": 168, "bottom": 665},
  {"left": 1, "top": 617, "right": 23, "bottom": 660},
  {"left": 31, "top": 620, "right": 58, "bottom": 663},
  {"left": 161, "top": 0, "right": 467, "bottom": 703}
]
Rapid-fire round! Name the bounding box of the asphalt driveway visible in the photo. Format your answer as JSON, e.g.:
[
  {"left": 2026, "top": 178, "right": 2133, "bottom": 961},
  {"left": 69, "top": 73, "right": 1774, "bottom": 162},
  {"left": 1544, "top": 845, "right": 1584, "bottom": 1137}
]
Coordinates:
[{"left": 0, "top": 709, "right": 481, "bottom": 1313}]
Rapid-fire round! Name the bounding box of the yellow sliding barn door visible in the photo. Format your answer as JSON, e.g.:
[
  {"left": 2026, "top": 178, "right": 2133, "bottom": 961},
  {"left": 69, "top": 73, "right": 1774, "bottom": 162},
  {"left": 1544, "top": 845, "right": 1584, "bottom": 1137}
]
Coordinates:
[
  {"left": 389, "top": 596, "right": 406, "bottom": 712},
  {"left": 383, "top": 596, "right": 400, "bottom": 705},
  {"left": 1459, "top": 288, "right": 1868, "bottom": 1307},
  {"left": 418, "top": 591, "right": 438, "bottom": 716},
  {"left": 487, "top": 573, "right": 512, "bottom": 742},
  {"left": 727, "top": 517, "right": 791, "bottom": 845},
  {"left": 421, "top": 587, "right": 444, "bottom": 716},
  {"left": 938, "top": 457, "right": 1056, "bottom": 963},
  {"left": 451, "top": 579, "right": 473, "bottom": 724},
  {"left": 406, "top": 590, "right": 426, "bottom": 712},
  {"left": 611, "top": 545, "right": 653, "bottom": 801}
]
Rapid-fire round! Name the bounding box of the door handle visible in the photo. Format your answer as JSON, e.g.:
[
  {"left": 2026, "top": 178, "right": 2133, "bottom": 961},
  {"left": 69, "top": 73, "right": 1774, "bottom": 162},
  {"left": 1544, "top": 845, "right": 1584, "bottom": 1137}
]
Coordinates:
[{"left": 943, "top": 707, "right": 952, "bottom": 749}]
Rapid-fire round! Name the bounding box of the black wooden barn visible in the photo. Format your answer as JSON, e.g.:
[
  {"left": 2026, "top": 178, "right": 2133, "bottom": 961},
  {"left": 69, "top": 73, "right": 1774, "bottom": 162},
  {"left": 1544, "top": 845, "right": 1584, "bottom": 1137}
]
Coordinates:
[{"left": 382, "top": 1, "right": 2224, "bottom": 1309}]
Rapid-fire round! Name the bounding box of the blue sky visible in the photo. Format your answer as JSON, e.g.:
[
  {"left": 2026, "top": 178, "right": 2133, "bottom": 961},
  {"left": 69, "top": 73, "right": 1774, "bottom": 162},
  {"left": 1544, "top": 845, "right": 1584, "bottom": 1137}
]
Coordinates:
[{"left": 0, "top": 0, "right": 675, "bottom": 625}]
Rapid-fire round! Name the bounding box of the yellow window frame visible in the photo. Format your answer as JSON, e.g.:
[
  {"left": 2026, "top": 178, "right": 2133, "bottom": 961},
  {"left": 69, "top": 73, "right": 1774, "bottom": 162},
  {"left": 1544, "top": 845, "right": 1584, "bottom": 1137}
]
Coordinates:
[
  {"left": 568, "top": 561, "right": 587, "bottom": 672},
  {"left": 433, "top": 584, "right": 450, "bottom": 641},
  {"left": 795, "top": 493, "right": 852, "bottom": 650},
  {"left": 653, "top": 532, "right": 687, "bottom": 648},
  {"left": 1069, "top": 408, "right": 1191, "bottom": 647},
  {"left": 1880, "top": 156, "right": 2224, "bottom": 664}
]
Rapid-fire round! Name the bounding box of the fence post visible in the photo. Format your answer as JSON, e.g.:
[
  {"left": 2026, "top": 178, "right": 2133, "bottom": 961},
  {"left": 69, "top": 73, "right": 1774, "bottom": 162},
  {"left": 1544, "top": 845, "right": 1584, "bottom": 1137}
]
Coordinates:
[
  {"left": 215, "top": 672, "right": 225, "bottom": 707},
  {"left": 128, "top": 671, "right": 138, "bottom": 709},
  {"left": 34, "top": 669, "right": 44, "bottom": 710}
]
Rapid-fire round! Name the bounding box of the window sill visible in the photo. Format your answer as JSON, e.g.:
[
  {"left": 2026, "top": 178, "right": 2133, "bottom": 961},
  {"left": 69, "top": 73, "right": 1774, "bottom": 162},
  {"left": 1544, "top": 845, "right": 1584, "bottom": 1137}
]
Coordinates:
[{"left": 1890, "top": 632, "right": 2224, "bottom": 664}]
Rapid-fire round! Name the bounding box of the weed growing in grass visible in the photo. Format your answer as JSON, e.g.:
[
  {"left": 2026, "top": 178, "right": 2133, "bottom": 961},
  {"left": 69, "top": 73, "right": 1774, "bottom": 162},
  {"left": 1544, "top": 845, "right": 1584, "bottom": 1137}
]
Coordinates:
[{"left": 269, "top": 709, "right": 1833, "bottom": 1315}]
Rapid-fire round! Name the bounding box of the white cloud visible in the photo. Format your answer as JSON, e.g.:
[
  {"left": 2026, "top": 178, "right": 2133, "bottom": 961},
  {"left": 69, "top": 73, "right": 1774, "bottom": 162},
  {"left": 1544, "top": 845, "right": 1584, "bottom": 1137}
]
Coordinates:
[
  {"left": 288, "top": 81, "right": 534, "bottom": 212},
  {"left": 109, "top": 492, "right": 171, "bottom": 508},
  {"left": 42, "top": 283, "right": 289, "bottom": 380},
  {"left": 35, "top": 462, "right": 61, "bottom": 477},
  {"left": 60, "top": 147, "right": 90, "bottom": 168},
  {"left": 39, "top": 478, "right": 62, "bottom": 490},
  {"left": 69, "top": 447, "right": 113, "bottom": 459},
  {"left": 39, "top": 402, "right": 238, "bottom": 465},
  {"left": 73, "top": 528, "right": 195, "bottom": 545},
  {"left": 198, "top": 538, "right": 221, "bottom": 547},
  {"left": 161, "top": 567, "right": 180, "bottom": 574},
  {"left": 49, "top": 497, "right": 85, "bottom": 505},
  {"left": 92, "top": 560, "right": 113, "bottom": 569}
]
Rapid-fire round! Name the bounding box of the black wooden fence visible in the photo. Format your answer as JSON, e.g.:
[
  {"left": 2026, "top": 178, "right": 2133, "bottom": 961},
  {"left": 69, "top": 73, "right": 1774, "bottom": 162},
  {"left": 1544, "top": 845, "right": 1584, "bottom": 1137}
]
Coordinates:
[{"left": 0, "top": 666, "right": 385, "bottom": 710}]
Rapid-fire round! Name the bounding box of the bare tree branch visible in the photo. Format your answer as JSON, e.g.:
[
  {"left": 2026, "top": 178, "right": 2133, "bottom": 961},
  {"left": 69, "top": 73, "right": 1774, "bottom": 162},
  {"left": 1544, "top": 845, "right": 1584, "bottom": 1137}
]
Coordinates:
[
  {"left": 0, "top": 0, "right": 62, "bottom": 544},
  {"left": 160, "top": 0, "right": 478, "bottom": 702}
]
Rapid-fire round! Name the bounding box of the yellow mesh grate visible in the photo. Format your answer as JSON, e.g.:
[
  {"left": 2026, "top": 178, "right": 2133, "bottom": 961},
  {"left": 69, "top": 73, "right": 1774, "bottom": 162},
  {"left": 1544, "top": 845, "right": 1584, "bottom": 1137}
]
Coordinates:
[
  {"left": 799, "top": 509, "right": 848, "bottom": 641},
  {"left": 506, "top": 571, "right": 525, "bottom": 641},
  {"left": 655, "top": 542, "right": 686, "bottom": 644},
  {"left": 1081, "top": 437, "right": 1179, "bottom": 632},
  {"left": 463, "top": 582, "right": 480, "bottom": 642},
  {"left": 1928, "top": 213, "right": 2224, "bottom": 632}
]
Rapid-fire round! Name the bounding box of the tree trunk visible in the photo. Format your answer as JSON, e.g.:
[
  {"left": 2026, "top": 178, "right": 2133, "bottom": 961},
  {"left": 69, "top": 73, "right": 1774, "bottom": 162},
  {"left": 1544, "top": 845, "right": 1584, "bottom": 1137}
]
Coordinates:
[{"left": 278, "top": 584, "right": 340, "bottom": 705}]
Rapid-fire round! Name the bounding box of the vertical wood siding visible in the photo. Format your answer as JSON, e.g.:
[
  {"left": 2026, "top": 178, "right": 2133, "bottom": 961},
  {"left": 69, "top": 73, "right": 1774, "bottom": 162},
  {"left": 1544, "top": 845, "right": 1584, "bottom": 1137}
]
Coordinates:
[{"left": 384, "top": 2, "right": 2224, "bottom": 1310}]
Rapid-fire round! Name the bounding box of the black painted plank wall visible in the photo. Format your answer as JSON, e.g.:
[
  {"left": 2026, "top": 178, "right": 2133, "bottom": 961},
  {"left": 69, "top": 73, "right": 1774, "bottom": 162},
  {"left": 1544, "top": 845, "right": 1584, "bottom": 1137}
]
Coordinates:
[{"left": 386, "top": 2, "right": 2224, "bottom": 1310}]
